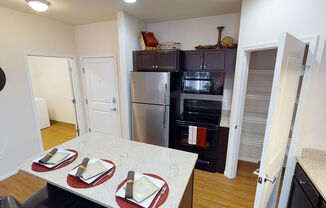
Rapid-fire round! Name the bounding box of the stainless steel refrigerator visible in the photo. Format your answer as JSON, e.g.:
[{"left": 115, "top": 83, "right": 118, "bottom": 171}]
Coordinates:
[{"left": 131, "top": 72, "right": 170, "bottom": 147}]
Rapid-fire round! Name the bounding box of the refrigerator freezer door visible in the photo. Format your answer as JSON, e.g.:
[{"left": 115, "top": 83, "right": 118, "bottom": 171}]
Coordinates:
[
  {"left": 132, "top": 103, "right": 169, "bottom": 147},
  {"left": 131, "top": 72, "right": 170, "bottom": 105}
]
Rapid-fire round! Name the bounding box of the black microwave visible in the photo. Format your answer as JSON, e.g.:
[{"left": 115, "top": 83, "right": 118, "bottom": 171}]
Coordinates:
[{"left": 181, "top": 72, "right": 225, "bottom": 95}]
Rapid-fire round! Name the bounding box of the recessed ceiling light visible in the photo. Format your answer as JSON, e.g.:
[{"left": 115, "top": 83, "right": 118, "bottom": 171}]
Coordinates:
[
  {"left": 124, "top": 0, "right": 136, "bottom": 3},
  {"left": 26, "top": 0, "right": 51, "bottom": 12}
]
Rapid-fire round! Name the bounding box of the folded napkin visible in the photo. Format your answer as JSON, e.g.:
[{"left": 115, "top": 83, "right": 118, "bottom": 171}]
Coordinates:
[
  {"left": 125, "top": 171, "right": 135, "bottom": 199},
  {"left": 74, "top": 158, "right": 89, "bottom": 178},
  {"left": 197, "top": 127, "right": 207, "bottom": 148},
  {"left": 39, "top": 148, "right": 58, "bottom": 164}
]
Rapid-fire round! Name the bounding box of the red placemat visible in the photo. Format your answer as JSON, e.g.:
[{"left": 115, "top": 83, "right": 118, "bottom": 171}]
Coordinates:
[
  {"left": 115, "top": 173, "right": 169, "bottom": 208},
  {"left": 31, "top": 149, "right": 78, "bottom": 172},
  {"left": 67, "top": 159, "right": 116, "bottom": 188}
]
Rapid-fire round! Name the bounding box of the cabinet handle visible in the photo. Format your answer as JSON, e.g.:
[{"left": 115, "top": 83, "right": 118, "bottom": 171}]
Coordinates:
[
  {"left": 204, "top": 65, "right": 206, "bottom": 68},
  {"left": 299, "top": 180, "right": 306, "bottom": 185},
  {"left": 156, "top": 65, "right": 159, "bottom": 69},
  {"left": 152, "top": 66, "right": 155, "bottom": 68}
]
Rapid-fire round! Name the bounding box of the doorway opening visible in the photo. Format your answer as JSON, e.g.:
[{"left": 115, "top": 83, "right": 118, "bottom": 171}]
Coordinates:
[
  {"left": 236, "top": 44, "right": 310, "bottom": 206},
  {"left": 26, "top": 55, "right": 83, "bottom": 150}
]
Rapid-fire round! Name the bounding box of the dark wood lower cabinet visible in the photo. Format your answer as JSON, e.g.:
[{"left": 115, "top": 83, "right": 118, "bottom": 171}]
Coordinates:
[
  {"left": 287, "top": 177, "right": 313, "bottom": 208},
  {"left": 287, "top": 163, "right": 325, "bottom": 208},
  {"left": 321, "top": 200, "right": 326, "bottom": 208}
]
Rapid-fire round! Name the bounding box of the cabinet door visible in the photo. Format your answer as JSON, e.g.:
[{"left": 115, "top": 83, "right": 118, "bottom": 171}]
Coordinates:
[
  {"left": 156, "top": 50, "right": 179, "bottom": 72},
  {"left": 133, "top": 51, "right": 156, "bottom": 71},
  {"left": 183, "top": 51, "right": 203, "bottom": 71},
  {"left": 321, "top": 200, "right": 326, "bottom": 208},
  {"left": 203, "top": 50, "right": 226, "bottom": 71},
  {"left": 287, "top": 178, "right": 313, "bottom": 208}
]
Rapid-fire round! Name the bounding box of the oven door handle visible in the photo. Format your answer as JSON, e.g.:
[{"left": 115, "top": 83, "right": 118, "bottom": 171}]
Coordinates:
[{"left": 175, "top": 122, "right": 219, "bottom": 131}]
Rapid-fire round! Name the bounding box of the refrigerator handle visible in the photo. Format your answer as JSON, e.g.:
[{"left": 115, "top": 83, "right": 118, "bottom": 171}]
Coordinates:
[
  {"left": 162, "top": 83, "right": 167, "bottom": 128},
  {"left": 163, "top": 106, "right": 166, "bottom": 128}
]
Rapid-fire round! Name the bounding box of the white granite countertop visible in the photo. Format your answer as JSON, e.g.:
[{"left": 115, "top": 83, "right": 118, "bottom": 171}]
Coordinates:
[
  {"left": 296, "top": 148, "right": 326, "bottom": 200},
  {"left": 20, "top": 134, "right": 198, "bottom": 208}
]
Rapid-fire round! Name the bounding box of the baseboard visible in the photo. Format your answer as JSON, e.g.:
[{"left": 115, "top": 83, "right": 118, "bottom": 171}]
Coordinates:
[
  {"left": 0, "top": 168, "right": 18, "bottom": 181},
  {"left": 239, "top": 156, "right": 259, "bottom": 163}
]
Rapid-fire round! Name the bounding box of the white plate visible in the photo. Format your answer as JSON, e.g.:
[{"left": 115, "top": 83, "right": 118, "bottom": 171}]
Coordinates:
[
  {"left": 115, "top": 173, "right": 165, "bottom": 208},
  {"left": 33, "top": 148, "right": 76, "bottom": 168},
  {"left": 68, "top": 158, "right": 114, "bottom": 184}
]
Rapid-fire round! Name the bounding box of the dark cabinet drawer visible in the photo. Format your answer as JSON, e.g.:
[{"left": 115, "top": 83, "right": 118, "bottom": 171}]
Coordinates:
[
  {"left": 287, "top": 177, "right": 313, "bottom": 208},
  {"left": 321, "top": 200, "right": 326, "bottom": 208},
  {"left": 294, "top": 164, "right": 320, "bottom": 207},
  {"left": 133, "top": 50, "right": 179, "bottom": 72}
]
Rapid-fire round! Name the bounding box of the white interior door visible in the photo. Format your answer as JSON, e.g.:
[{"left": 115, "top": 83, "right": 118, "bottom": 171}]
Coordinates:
[
  {"left": 254, "top": 33, "right": 305, "bottom": 208},
  {"left": 83, "top": 57, "right": 120, "bottom": 138}
]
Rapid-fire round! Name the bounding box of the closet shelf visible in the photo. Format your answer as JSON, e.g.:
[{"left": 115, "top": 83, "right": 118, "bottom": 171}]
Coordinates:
[
  {"left": 243, "top": 112, "right": 268, "bottom": 124},
  {"left": 248, "top": 69, "right": 274, "bottom": 75},
  {"left": 246, "top": 91, "right": 271, "bottom": 100},
  {"left": 241, "top": 131, "right": 264, "bottom": 146}
]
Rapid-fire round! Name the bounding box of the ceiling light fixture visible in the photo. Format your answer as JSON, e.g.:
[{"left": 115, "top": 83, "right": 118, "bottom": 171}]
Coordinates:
[
  {"left": 124, "top": 0, "right": 136, "bottom": 3},
  {"left": 26, "top": 0, "right": 51, "bottom": 12}
]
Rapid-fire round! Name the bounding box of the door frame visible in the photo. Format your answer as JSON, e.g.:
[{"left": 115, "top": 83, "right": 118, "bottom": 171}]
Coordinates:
[
  {"left": 24, "top": 52, "right": 86, "bottom": 151},
  {"left": 225, "top": 34, "right": 318, "bottom": 180},
  {"left": 81, "top": 55, "right": 122, "bottom": 138},
  {"left": 224, "top": 34, "right": 318, "bottom": 206}
]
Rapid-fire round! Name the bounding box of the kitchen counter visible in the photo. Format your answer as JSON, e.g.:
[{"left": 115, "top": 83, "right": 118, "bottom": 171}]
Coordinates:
[
  {"left": 20, "top": 134, "right": 198, "bottom": 208},
  {"left": 296, "top": 148, "right": 326, "bottom": 200}
]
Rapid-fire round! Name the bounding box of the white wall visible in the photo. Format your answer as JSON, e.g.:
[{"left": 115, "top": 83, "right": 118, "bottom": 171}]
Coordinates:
[
  {"left": 0, "top": 6, "right": 76, "bottom": 180},
  {"left": 75, "top": 20, "right": 119, "bottom": 55},
  {"left": 117, "top": 12, "right": 147, "bottom": 140},
  {"left": 236, "top": 0, "right": 326, "bottom": 205},
  {"left": 147, "top": 13, "right": 241, "bottom": 50},
  {"left": 74, "top": 20, "right": 120, "bottom": 133},
  {"left": 28, "top": 56, "right": 75, "bottom": 124}
]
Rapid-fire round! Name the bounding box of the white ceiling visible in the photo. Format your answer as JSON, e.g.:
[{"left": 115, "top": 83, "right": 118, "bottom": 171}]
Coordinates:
[{"left": 0, "top": 0, "right": 242, "bottom": 25}]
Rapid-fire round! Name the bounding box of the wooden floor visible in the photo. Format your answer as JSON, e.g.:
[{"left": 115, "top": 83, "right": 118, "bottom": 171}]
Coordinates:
[
  {"left": 41, "top": 120, "right": 76, "bottom": 150},
  {"left": 0, "top": 121, "right": 260, "bottom": 207}
]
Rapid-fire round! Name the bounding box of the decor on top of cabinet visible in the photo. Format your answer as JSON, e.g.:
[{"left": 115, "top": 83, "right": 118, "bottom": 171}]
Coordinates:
[
  {"left": 157, "top": 42, "right": 181, "bottom": 50},
  {"left": 195, "top": 26, "right": 237, "bottom": 50},
  {"left": 139, "top": 31, "right": 159, "bottom": 51}
]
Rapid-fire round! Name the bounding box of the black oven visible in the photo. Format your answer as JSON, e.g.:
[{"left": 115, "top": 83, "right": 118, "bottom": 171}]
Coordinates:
[
  {"left": 173, "top": 99, "right": 227, "bottom": 173},
  {"left": 182, "top": 72, "right": 225, "bottom": 95}
]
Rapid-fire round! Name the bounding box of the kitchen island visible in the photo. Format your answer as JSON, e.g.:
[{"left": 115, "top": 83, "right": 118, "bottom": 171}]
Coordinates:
[{"left": 20, "top": 134, "right": 198, "bottom": 208}]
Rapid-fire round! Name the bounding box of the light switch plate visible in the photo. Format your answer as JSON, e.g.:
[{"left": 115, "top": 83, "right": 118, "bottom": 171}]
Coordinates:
[{"left": 0, "top": 151, "right": 6, "bottom": 160}]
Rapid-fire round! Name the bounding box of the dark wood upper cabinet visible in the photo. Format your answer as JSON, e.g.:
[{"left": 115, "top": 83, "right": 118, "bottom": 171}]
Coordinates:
[
  {"left": 156, "top": 50, "right": 179, "bottom": 71},
  {"left": 182, "top": 51, "right": 203, "bottom": 71},
  {"left": 133, "top": 50, "right": 179, "bottom": 72},
  {"left": 133, "top": 51, "right": 156, "bottom": 71},
  {"left": 203, "top": 50, "right": 225, "bottom": 71},
  {"left": 182, "top": 48, "right": 236, "bottom": 72}
]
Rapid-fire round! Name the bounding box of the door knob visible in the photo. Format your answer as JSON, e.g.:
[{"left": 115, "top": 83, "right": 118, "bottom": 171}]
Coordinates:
[{"left": 264, "top": 175, "right": 276, "bottom": 184}]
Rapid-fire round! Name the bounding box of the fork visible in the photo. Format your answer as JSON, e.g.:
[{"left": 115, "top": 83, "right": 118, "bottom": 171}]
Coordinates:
[
  {"left": 152, "top": 185, "right": 167, "bottom": 208},
  {"left": 93, "top": 169, "right": 114, "bottom": 185},
  {"left": 55, "top": 157, "right": 74, "bottom": 169}
]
